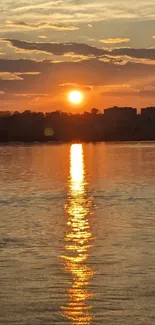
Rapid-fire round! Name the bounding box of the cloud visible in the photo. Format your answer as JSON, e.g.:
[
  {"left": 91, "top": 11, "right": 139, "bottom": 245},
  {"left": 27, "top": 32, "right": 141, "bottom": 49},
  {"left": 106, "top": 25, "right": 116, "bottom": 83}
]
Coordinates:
[
  {"left": 59, "top": 82, "right": 91, "bottom": 92},
  {"left": 0, "top": 72, "right": 41, "bottom": 79},
  {"left": 38, "top": 36, "right": 47, "bottom": 39},
  {"left": 98, "top": 82, "right": 155, "bottom": 98},
  {"left": 6, "top": 20, "right": 79, "bottom": 31},
  {"left": 0, "top": 57, "right": 155, "bottom": 101},
  {"left": 1, "top": 0, "right": 155, "bottom": 34},
  {"left": 111, "top": 48, "right": 155, "bottom": 60},
  {"left": 3, "top": 39, "right": 103, "bottom": 56},
  {"left": 100, "top": 84, "right": 139, "bottom": 97},
  {"left": 0, "top": 72, "right": 23, "bottom": 80},
  {"left": 100, "top": 38, "right": 130, "bottom": 44},
  {"left": 4, "top": 39, "right": 155, "bottom": 63},
  {"left": 14, "top": 93, "right": 49, "bottom": 97},
  {"left": 16, "top": 72, "right": 41, "bottom": 75},
  {"left": 63, "top": 52, "right": 90, "bottom": 61},
  {"left": 1, "top": 56, "right": 155, "bottom": 110},
  {"left": 0, "top": 59, "right": 49, "bottom": 73},
  {"left": 100, "top": 88, "right": 155, "bottom": 98},
  {"left": 3, "top": 0, "right": 155, "bottom": 23},
  {"left": 99, "top": 55, "right": 155, "bottom": 66}
]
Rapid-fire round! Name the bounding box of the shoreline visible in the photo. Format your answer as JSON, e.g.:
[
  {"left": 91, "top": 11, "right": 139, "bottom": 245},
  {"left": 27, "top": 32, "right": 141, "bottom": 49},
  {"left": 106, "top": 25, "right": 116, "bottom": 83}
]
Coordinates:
[{"left": 1, "top": 139, "right": 155, "bottom": 145}]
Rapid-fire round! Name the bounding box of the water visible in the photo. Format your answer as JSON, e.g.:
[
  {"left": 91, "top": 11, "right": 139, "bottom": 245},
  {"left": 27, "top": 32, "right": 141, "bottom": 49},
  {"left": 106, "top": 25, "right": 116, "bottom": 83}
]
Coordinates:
[{"left": 0, "top": 142, "right": 155, "bottom": 325}]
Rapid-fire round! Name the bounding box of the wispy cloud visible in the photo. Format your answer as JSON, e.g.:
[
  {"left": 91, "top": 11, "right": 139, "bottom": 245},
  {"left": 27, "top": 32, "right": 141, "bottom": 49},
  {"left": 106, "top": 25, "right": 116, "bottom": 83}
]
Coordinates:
[
  {"left": 3, "top": 39, "right": 103, "bottom": 56},
  {"left": 38, "top": 36, "right": 47, "bottom": 39},
  {"left": 14, "top": 93, "right": 49, "bottom": 97},
  {"left": 0, "top": 72, "right": 23, "bottom": 80},
  {"left": 6, "top": 20, "right": 79, "bottom": 31},
  {"left": 1, "top": 0, "right": 155, "bottom": 28},
  {"left": 100, "top": 38, "right": 130, "bottom": 44},
  {"left": 3, "top": 0, "right": 155, "bottom": 23},
  {"left": 0, "top": 71, "right": 41, "bottom": 80}
]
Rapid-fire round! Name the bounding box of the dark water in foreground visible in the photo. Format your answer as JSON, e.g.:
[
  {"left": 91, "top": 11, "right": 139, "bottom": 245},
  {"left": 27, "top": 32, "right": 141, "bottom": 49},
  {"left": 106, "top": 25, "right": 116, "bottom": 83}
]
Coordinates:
[{"left": 0, "top": 142, "right": 155, "bottom": 325}]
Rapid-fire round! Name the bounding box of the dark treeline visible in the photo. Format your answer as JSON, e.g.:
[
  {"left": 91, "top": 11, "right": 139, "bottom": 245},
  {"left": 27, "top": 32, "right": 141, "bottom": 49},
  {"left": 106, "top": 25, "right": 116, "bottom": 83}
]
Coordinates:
[{"left": 1, "top": 106, "right": 155, "bottom": 142}]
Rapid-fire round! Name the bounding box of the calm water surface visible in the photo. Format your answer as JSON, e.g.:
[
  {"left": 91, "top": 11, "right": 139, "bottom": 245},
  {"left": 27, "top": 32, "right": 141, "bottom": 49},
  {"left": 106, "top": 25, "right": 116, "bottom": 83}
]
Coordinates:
[{"left": 0, "top": 142, "right": 155, "bottom": 324}]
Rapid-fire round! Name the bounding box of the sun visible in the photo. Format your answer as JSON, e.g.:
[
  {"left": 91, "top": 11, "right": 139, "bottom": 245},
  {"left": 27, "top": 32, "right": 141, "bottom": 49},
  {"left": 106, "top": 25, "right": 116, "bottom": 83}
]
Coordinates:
[{"left": 68, "top": 90, "right": 83, "bottom": 104}]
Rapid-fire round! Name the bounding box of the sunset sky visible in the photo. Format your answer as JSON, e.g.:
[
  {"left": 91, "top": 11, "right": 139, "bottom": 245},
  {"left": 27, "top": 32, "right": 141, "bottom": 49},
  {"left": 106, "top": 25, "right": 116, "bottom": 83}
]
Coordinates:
[{"left": 1, "top": 0, "right": 155, "bottom": 112}]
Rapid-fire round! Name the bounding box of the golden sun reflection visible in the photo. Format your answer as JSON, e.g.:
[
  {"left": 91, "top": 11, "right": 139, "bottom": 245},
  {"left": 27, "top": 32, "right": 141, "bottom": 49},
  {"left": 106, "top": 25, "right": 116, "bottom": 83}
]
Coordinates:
[{"left": 61, "top": 144, "right": 94, "bottom": 325}]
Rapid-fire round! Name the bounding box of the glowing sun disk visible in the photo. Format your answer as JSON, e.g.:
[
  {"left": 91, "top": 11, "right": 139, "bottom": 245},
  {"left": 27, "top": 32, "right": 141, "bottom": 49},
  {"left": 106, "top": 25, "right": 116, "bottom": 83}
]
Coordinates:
[{"left": 68, "top": 91, "right": 83, "bottom": 104}]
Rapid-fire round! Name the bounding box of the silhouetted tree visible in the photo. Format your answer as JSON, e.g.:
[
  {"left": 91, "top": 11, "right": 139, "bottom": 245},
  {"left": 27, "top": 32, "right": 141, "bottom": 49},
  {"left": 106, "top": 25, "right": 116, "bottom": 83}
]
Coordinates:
[
  {"left": 0, "top": 107, "right": 154, "bottom": 142},
  {"left": 91, "top": 108, "right": 100, "bottom": 115}
]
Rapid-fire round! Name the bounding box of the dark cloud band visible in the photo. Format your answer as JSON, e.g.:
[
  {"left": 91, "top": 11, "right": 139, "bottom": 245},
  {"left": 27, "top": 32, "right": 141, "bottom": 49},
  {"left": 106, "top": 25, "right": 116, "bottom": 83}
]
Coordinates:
[{"left": 4, "top": 39, "right": 155, "bottom": 61}]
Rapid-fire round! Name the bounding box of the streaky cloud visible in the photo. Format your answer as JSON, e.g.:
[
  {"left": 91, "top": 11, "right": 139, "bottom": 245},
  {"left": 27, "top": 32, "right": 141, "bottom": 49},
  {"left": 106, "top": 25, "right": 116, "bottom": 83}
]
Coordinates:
[
  {"left": 4, "top": 39, "right": 155, "bottom": 62},
  {"left": 100, "top": 38, "right": 130, "bottom": 44},
  {"left": 6, "top": 20, "right": 79, "bottom": 31}
]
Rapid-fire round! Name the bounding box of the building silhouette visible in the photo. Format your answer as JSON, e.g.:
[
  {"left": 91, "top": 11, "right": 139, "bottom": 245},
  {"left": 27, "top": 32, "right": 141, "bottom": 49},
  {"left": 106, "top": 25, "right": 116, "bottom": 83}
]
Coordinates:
[{"left": 0, "top": 106, "right": 155, "bottom": 142}]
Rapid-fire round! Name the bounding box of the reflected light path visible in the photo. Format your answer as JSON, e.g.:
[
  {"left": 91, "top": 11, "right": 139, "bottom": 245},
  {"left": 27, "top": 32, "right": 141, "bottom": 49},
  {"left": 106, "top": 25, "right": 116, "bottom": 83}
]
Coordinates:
[{"left": 61, "top": 144, "right": 94, "bottom": 325}]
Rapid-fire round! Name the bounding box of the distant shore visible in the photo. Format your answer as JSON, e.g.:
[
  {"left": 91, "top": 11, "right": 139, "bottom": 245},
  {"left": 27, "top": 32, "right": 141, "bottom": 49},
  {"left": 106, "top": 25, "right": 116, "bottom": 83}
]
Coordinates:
[
  {"left": 1, "top": 139, "right": 155, "bottom": 144},
  {"left": 1, "top": 107, "right": 155, "bottom": 142}
]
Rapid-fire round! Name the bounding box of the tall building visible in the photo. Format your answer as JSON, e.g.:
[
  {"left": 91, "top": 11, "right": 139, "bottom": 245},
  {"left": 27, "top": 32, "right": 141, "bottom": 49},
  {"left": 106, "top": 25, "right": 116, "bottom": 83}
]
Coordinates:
[
  {"left": 104, "top": 106, "right": 137, "bottom": 121},
  {"left": 141, "top": 107, "right": 155, "bottom": 119}
]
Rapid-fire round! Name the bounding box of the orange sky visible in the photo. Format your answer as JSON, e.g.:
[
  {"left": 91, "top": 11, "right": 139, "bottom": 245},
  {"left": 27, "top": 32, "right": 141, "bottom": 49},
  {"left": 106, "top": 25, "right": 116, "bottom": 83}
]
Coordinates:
[{"left": 0, "top": 1, "right": 155, "bottom": 111}]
